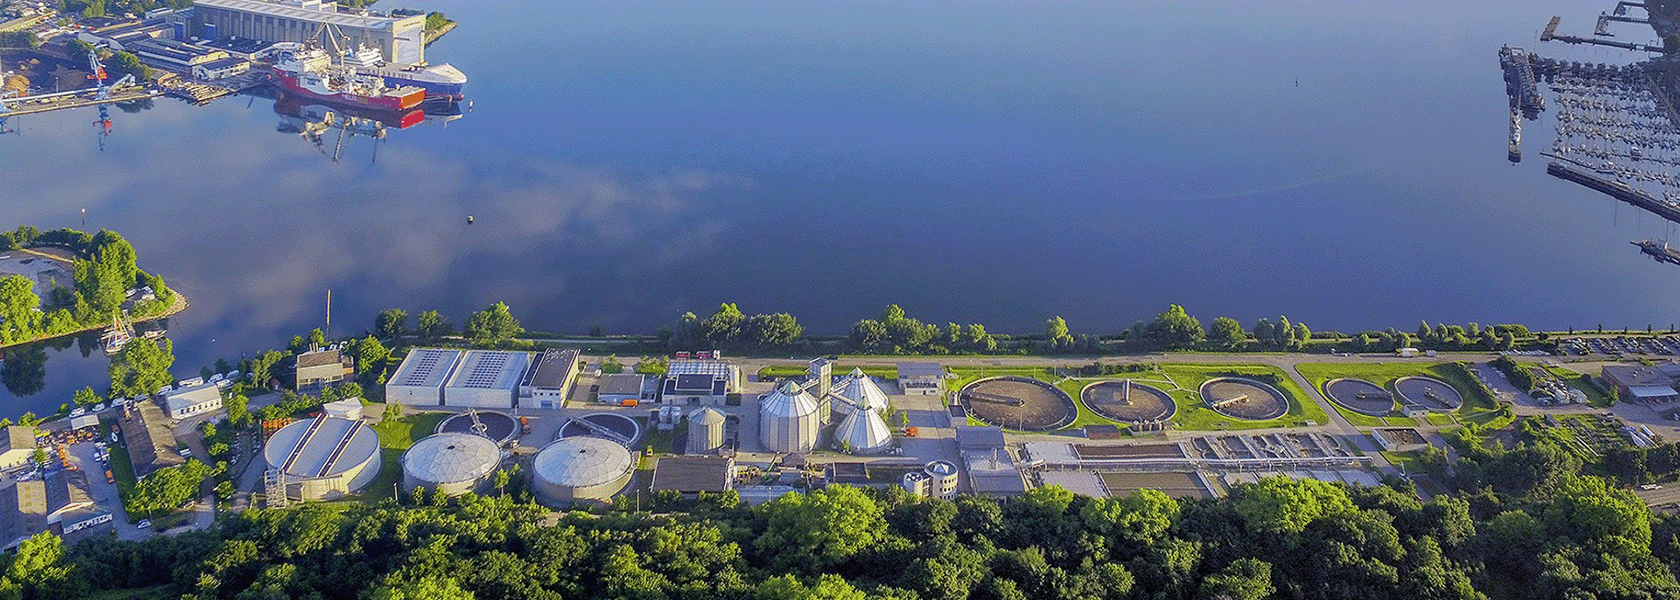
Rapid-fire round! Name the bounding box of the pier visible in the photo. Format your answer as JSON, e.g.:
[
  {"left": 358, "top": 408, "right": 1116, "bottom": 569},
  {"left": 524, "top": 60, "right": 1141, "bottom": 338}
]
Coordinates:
[
  {"left": 0, "top": 87, "right": 163, "bottom": 117},
  {"left": 1541, "top": 16, "right": 1663, "bottom": 52},
  {"left": 1548, "top": 161, "right": 1680, "bottom": 224},
  {"left": 1500, "top": 45, "right": 1546, "bottom": 118}
]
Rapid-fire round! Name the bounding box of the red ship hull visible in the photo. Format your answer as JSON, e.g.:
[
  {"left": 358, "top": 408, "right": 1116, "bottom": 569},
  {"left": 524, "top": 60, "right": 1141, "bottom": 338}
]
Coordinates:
[{"left": 272, "top": 69, "right": 424, "bottom": 111}]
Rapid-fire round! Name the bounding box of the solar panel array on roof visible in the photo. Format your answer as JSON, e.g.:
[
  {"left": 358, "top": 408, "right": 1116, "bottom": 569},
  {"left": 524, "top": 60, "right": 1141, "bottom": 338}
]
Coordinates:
[
  {"left": 394, "top": 348, "right": 461, "bottom": 387},
  {"left": 667, "top": 360, "right": 733, "bottom": 377},
  {"left": 674, "top": 374, "right": 714, "bottom": 392},
  {"left": 463, "top": 352, "right": 511, "bottom": 388}
]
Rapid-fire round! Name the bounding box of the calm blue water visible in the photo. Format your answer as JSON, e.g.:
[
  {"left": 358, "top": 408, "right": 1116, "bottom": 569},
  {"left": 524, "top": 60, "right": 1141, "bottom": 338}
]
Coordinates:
[{"left": 2, "top": 0, "right": 1677, "bottom": 415}]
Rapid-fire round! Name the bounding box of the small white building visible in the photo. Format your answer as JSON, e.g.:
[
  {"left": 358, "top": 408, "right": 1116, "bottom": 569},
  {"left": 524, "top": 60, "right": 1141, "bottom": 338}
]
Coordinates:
[
  {"left": 321, "top": 397, "right": 364, "bottom": 421},
  {"left": 897, "top": 362, "right": 945, "bottom": 396},
  {"left": 518, "top": 349, "right": 579, "bottom": 409},
  {"left": 661, "top": 360, "right": 740, "bottom": 405},
  {"left": 163, "top": 382, "right": 223, "bottom": 419}
]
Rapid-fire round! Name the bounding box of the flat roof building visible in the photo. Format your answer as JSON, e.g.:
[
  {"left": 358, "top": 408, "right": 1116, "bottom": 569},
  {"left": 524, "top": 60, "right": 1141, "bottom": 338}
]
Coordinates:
[
  {"left": 519, "top": 349, "right": 579, "bottom": 409},
  {"left": 0, "top": 426, "right": 37, "bottom": 470},
  {"left": 444, "top": 350, "right": 530, "bottom": 409},
  {"left": 650, "top": 456, "right": 734, "bottom": 494},
  {"left": 132, "top": 38, "right": 229, "bottom": 67},
  {"left": 661, "top": 360, "right": 739, "bottom": 406},
  {"left": 1602, "top": 365, "right": 1680, "bottom": 404},
  {"left": 387, "top": 348, "right": 462, "bottom": 407},
  {"left": 192, "top": 0, "right": 426, "bottom": 64},
  {"left": 0, "top": 481, "right": 46, "bottom": 551},
  {"left": 596, "top": 373, "right": 648, "bottom": 404},
  {"left": 163, "top": 382, "right": 224, "bottom": 419},
  {"left": 898, "top": 362, "right": 945, "bottom": 396}
]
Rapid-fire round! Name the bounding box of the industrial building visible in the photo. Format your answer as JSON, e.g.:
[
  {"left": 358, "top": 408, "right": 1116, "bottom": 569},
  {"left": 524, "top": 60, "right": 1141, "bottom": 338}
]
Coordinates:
[
  {"left": 163, "top": 382, "right": 223, "bottom": 419},
  {"left": 119, "top": 401, "right": 183, "bottom": 479},
  {"left": 830, "top": 368, "right": 890, "bottom": 417},
  {"left": 192, "top": 0, "right": 427, "bottom": 64},
  {"left": 0, "top": 470, "right": 112, "bottom": 550},
  {"left": 531, "top": 437, "right": 635, "bottom": 506},
  {"left": 834, "top": 407, "right": 892, "bottom": 454},
  {"left": 897, "top": 362, "right": 945, "bottom": 396},
  {"left": 443, "top": 350, "right": 530, "bottom": 409},
  {"left": 293, "top": 347, "right": 353, "bottom": 391},
  {"left": 661, "top": 360, "right": 740, "bottom": 405},
  {"left": 321, "top": 397, "right": 364, "bottom": 421},
  {"left": 651, "top": 456, "right": 734, "bottom": 495},
  {"left": 518, "top": 349, "right": 579, "bottom": 409},
  {"left": 759, "top": 380, "right": 821, "bottom": 454},
  {"left": 131, "top": 38, "right": 230, "bottom": 69},
  {"left": 901, "top": 460, "right": 960, "bottom": 499},
  {"left": 686, "top": 407, "right": 727, "bottom": 455},
  {"left": 956, "top": 426, "right": 1026, "bottom": 496},
  {"left": 0, "top": 427, "right": 37, "bottom": 469},
  {"left": 1602, "top": 365, "right": 1680, "bottom": 404},
  {"left": 262, "top": 415, "right": 381, "bottom": 501},
  {"left": 596, "top": 373, "right": 648, "bottom": 404},
  {"left": 401, "top": 433, "right": 502, "bottom": 497},
  {"left": 386, "top": 348, "right": 462, "bottom": 407}
]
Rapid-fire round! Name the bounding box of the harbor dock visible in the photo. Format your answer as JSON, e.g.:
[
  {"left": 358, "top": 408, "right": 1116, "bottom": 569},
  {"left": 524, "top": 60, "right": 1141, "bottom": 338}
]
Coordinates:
[{"left": 1548, "top": 161, "right": 1680, "bottom": 224}]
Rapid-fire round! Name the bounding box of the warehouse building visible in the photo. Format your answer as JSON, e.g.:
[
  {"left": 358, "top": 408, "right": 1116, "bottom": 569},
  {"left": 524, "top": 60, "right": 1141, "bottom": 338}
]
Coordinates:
[
  {"left": 386, "top": 348, "right": 462, "bottom": 407},
  {"left": 192, "top": 0, "right": 426, "bottom": 64},
  {"left": 1602, "top": 365, "right": 1680, "bottom": 404},
  {"left": 897, "top": 362, "right": 945, "bottom": 396},
  {"left": 163, "top": 382, "right": 224, "bottom": 419},
  {"left": 661, "top": 360, "right": 740, "bottom": 405},
  {"left": 444, "top": 350, "right": 530, "bottom": 409},
  {"left": 651, "top": 456, "right": 734, "bottom": 495},
  {"left": 119, "top": 401, "right": 184, "bottom": 479},
  {"left": 518, "top": 349, "right": 579, "bottom": 409},
  {"left": 0, "top": 427, "right": 38, "bottom": 470},
  {"left": 262, "top": 415, "right": 381, "bottom": 501},
  {"left": 596, "top": 373, "right": 648, "bottom": 405}
]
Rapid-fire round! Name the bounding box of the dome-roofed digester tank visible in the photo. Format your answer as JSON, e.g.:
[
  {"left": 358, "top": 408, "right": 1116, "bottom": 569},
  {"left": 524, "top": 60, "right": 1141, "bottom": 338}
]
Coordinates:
[
  {"left": 531, "top": 437, "right": 635, "bottom": 506},
  {"left": 401, "top": 432, "right": 502, "bottom": 497}
]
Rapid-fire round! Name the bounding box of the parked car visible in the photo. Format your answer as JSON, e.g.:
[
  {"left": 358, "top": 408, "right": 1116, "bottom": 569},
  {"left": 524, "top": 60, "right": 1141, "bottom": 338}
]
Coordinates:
[{"left": 135, "top": 519, "right": 150, "bottom": 529}]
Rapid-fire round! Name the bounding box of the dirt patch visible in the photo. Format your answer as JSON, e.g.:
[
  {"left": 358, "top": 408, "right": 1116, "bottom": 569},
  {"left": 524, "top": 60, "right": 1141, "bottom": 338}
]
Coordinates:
[{"left": 1098, "top": 471, "right": 1209, "bottom": 499}]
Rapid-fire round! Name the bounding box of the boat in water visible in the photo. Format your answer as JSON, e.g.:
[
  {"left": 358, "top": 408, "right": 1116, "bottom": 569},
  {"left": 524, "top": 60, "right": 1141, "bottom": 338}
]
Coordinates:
[
  {"left": 338, "top": 44, "right": 468, "bottom": 101},
  {"left": 272, "top": 47, "right": 425, "bottom": 111},
  {"left": 1634, "top": 239, "right": 1680, "bottom": 266}
]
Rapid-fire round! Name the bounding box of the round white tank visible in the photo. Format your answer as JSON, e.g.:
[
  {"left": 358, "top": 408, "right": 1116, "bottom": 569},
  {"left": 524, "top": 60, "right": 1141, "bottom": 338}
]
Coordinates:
[
  {"left": 759, "top": 380, "right": 820, "bottom": 453},
  {"left": 925, "top": 460, "right": 959, "bottom": 498},
  {"left": 532, "top": 437, "right": 634, "bottom": 506},
  {"left": 401, "top": 433, "right": 502, "bottom": 497},
  {"left": 687, "top": 407, "right": 726, "bottom": 454},
  {"left": 263, "top": 416, "right": 382, "bottom": 501}
]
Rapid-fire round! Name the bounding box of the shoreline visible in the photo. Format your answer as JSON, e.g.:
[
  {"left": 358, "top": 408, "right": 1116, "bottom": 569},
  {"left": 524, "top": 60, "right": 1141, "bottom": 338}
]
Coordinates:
[
  {"left": 422, "top": 21, "right": 457, "bottom": 46},
  {"left": 0, "top": 288, "right": 190, "bottom": 352}
]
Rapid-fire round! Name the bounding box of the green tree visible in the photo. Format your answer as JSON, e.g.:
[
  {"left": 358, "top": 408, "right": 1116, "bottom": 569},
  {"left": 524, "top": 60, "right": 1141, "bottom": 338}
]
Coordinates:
[
  {"left": 71, "top": 386, "right": 102, "bottom": 407},
  {"left": 1145, "top": 304, "right": 1205, "bottom": 348},
  {"left": 368, "top": 575, "right": 475, "bottom": 600},
  {"left": 416, "top": 310, "right": 453, "bottom": 339},
  {"left": 102, "top": 51, "right": 151, "bottom": 82},
  {"left": 1209, "top": 316, "right": 1246, "bottom": 349},
  {"left": 108, "top": 337, "right": 174, "bottom": 399},
  {"left": 754, "top": 574, "right": 868, "bottom": 600},
  {"left": 745, "top": 312, "right": 803, "bottom": 347},
  {"left": 374, "top": 308, "right": 408, "bottom": 339},
  {"left": 1045, "top": 316, "right": 1073, "bottom": 351},
  {"left": 701, "top": 303, "right": 745, "bottom": 345},
  {"left": 1197, "top": 558, "right": 1274, "bottom": 600},
  {"left": 849, "top": 319, "right": 888, "bottom": 352},
  {"left": 383, "top": 401, "right": 403, "bottom": 422},
  {"left": 247, "top": 350, "right": 287, "bottom": 389},
  {"left": 965, "top": 323, "right": 998, "bottom": 352},
  {"left": 0, "top": 275, "right": 42, "bottom": 344},
  {"left": 756, "top": 485, "right": 884, "bottom": 572},
  {"left": 1232, "top": 476, "right": 1355, "bottom": 534},
  {"left": 226, "top": 394, "right": 250, "bottom": 428},
  {"left": 464, "top": 302, "right": 523, "bottom": 345},
  {"left": 355, "top": 335, "right": 390, "bottom": 382}
]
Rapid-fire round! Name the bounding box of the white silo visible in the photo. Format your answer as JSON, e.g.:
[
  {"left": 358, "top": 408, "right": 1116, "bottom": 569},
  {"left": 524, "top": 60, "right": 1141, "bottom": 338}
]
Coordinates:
[
  {"left": 401, "top": 433, "right": 503, "bottom": 497},
  {"left": 834, "top": 407, "right": 892, "bottom": 454},
  {"left": 687, "top": 407, "right": 727, "bottom": 454},
  {"left": 830, "top": 368, "right": 890, "bottom": 419},
  {"left": 759, "top": 380, "right": 820, "bottom": 453}
]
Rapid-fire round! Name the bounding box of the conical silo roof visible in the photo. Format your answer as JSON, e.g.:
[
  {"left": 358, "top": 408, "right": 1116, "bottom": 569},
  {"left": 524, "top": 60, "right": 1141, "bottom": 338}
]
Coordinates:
[
  {"left": 690, "top": 407, "right": 727, "bottom": 425},
  {"left": 761, "top": 380, "right": 818, "bottom": 419},
  {"left": 832, "top": 368, "right": 889, "bottom": 413},
  {"left": 835, "top": 407, "right": 893, "bottom": 453}
]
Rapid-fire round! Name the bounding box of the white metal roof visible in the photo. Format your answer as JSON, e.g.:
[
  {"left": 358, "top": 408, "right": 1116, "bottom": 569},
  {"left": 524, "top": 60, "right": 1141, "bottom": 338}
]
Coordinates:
[
  {"left": 760, "top": 380, "right": 818, "bottom": 419},
  {"left": 163, "top": 382, "right": 222, "bottom": 412},
  {"left": 1628, "top": 385, "right": 1679, "bottom": 398},
  {"left": 533, "top": 437, "right": 634, "bottom": 488},
  {"left": 689, "top": 407, "right": 727, "bottom": 425},
  {"left": 264, "top": 417, "right": 379, "bottom": 478},
  {"left": 832, "top": 368, "right": 890, "bottom": 412},
  {"left": 835, "top": 408, "right": 892, "bottom": 451},
  {"left": 402, "top": 433, "right": 501, "bottom": 484},
  {"left": 195, "top": 0, "right": 416, "bottom": 31},
  {"left": 445, "top": 350, "right": 530, "bottom": 391},
  {"left": 390, "top": 348, "right": 462, "bottom": 388}
]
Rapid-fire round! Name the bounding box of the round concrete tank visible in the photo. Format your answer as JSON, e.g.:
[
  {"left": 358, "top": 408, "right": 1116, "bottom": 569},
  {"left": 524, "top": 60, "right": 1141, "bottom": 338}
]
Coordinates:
[
  {"left": 687, "top": 407, "right": 726, "bottom": 454},
  {"left": 759, "top": 380, "right": 820, "bottom": 453},
  {"left": 532, "top": 437, "right": 634, "bottom": 506},
  {"left": 401, "top": 433, "right": 502, "bottom": 497},
  {"left": 263, "top": 416, "right": 382, "bottom": 501}
]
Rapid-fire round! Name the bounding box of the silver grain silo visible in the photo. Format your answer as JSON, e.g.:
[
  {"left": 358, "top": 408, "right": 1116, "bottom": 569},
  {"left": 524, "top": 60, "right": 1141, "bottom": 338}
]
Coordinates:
[
  {"left": 687, "top": 407, "right": 727, "bottom": 454},
  {"left": 759, "top": 380, "right": 819, "bottom": 453}
]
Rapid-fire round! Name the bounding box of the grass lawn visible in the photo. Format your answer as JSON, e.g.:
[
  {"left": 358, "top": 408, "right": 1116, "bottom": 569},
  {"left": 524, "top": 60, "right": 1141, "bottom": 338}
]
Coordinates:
[
  {"left": 757, "top": 365, "right": 900, "bottom": 380},
  {"left": 107, "top": 445, "right": 138, "bottom": 495},
  {"left": 1155, "top": 364, "right": 1329, "bottom": 431},
  {"left": 372, "top": 412, "right": 448, "bottom": 450},
  {"left": 1425, "top": 413, "right": 1457, "bottom": 427}
]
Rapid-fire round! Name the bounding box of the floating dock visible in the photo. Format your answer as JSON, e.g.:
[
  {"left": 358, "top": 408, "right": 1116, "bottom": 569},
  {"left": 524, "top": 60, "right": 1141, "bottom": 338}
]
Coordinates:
[
  {"left": 1548, "top": 161, "right": 1680, "bottom": 224},
  {"left": 1500, "top": 45, "right": 1546, "bottom": 118}
]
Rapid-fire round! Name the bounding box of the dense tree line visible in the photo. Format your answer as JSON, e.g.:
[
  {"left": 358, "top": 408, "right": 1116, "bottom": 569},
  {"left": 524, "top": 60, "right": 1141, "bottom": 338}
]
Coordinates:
[
  {"left": 0, "top": 227, "right": 174, "bottom": 347},
  {"left": 17, "top": 462, "right": 1680, "bottom": 600}
]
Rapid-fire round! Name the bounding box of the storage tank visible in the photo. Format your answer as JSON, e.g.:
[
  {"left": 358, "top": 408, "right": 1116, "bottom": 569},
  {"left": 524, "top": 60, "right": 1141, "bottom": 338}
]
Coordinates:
[
  {"left": 263, "top": 416, "right": 381, "bottom": 501},
  {"left": 925, "top": 460, "right": 959, "bottom": 498},
  {"left": 901, "top": 470, "right": 931, "bottom": 496},
  {"left": 830, "top": 368, "right": 889, "bottom": 418},
  {"left": 401, "top": 433, "right": 502, "bottom": 497},
  {"left": 687, "top": 407, "right": 727, "bottom": 455},
  {"left": 759, "top": 380, "right": 820, "bottom": 454},
  {"left": 532, "top": 437, "right": 634, "bottom": 506},
  {"left": 834, "top": 408, "right": 892, "bottom": 454}
]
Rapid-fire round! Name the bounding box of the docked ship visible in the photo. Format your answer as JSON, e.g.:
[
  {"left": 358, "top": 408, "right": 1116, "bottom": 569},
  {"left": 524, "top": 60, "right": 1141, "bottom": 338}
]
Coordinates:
[
  {"left": 272, "top": 47, "right": 425, "bottom": 111},
  {"left": 1634, "top": 239, "right": 1680, "bottom": 266},
  {"left": 339, "top": 44, "right": 468, "bottom": 101},
  {"left": 1508, "top": 109, "right": 1522, "bottom": 163}
]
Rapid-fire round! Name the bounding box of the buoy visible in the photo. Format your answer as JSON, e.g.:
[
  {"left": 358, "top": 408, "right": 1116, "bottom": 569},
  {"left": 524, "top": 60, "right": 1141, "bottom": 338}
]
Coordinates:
[{"left": 466, "top": 215, "right": 474, "bottom": 224}]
